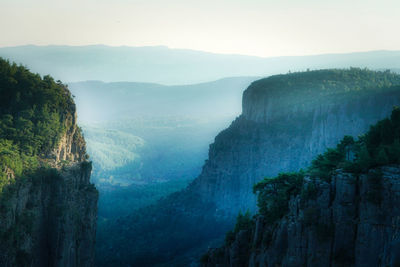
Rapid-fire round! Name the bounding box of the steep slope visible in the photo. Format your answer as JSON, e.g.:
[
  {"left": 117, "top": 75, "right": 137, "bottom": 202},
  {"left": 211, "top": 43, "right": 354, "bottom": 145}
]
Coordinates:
[
  {"left": 0, "top": 58, "right": 98, "bottom": 267},
  {"left": 97, "top": 69, "right": 400, "bottom": 266},
  {"left": 204, "top": 166, "right": 400, "bottom": 267},
  {"left": 1, "top": 45, "right": 400, "bottom": 84},
  {"left": 190, "top": 69, "right": 400, "bottom": 217},
  {"left": 203, "top": 108, "right": 400, "bottom": 267}
]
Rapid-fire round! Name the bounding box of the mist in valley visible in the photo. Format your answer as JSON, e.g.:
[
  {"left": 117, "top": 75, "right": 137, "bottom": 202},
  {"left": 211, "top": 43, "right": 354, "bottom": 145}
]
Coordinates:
[
  {"left": 2, "top": 47, "right": 400, "bottom": 265},
  {"left": 64, "top": 77, "right": 257, "bottom": 224},
  {"left": 1, "top": 0, "right": 400, "bottom": 266}
]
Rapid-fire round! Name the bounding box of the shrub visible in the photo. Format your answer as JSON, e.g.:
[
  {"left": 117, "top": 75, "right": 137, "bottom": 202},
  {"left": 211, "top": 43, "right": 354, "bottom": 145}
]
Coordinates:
[
  {"left": 234, "top": 211, "right": 253, "bottom": 233},
  {"left": 225, "top": 211, "right": 253, "bottom": 245},
  {"left": 254, "top": 172, "right": 304, "bottom": 224}
]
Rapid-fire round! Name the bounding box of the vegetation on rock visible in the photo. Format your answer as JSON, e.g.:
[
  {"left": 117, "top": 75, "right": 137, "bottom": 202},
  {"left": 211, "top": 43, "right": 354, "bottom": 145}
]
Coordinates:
[
  {"left": 249, "top": 106, "right": 400, "bottom": 240},
  {"left": 0, "top": 58, "right": 75, "bottom": 192}
]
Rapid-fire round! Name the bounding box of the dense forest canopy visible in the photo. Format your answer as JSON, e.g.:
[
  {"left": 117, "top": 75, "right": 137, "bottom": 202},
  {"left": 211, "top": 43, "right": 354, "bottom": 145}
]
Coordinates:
[
  {"left": 0, "top": 58, "right": 74, "bottom": 191},
  {"left": 250, "top": 68, "right": 400, "bottom": 95},
  {"left": 245, "top": 69, "right": 400, "bottom": 111}
]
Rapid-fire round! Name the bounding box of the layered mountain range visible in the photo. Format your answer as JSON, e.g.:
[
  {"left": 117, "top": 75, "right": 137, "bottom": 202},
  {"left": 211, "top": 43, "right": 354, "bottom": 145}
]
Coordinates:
[{"left": 0, "top": 45, "right": 399, "bottom": 84}]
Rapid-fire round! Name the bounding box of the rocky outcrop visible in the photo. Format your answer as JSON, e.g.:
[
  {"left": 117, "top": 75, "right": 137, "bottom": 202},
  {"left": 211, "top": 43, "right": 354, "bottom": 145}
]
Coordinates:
[
  {"left": 203, "top": 165, "right": 400, "bottom": 267},
  {"left": 0, "top": 110, "right": 98, "bottom": 267},
  {"left": 50, "top": 110, "right": 87, "bottom": 164},
  {"left": 190, "top": 74, "right": 400, "bottom": 217},
  {"left": 95, "top": 69, "right": 400, "bottom": 266}
]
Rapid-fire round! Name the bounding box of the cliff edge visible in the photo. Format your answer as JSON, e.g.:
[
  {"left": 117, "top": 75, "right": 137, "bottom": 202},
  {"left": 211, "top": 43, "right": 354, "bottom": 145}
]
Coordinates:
[
  {"left": 190, "top": 69, "right": 400, "bottom": 217},
  {"left": 0, "top": 58, "right": 98, "bottom": 267},
  {"left": 203, "top": 166, "right": 400, "bottom": 267},
  {"left": 202, "top": 106, "right": 400, "bottom": 267}
]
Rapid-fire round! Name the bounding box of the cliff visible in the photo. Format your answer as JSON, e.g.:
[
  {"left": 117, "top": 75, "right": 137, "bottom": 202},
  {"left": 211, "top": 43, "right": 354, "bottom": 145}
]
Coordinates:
[
  {"left": 190, "top": 69, "right": 400, "bottom": 217},
  {"left": 202, "top": 100, "right": 400, "bottom": 267},
  {"left": 0, "top": 59, "right": 98, "bottom": 267},
  {"left": 95, "top": 69, "right": 400, "bottom": 266},
  {"left": 0, "top": 112, "right": 98, "bottom": 267},
  {"left": 203, "top": 165, "right": 400, "bottom": 267}
]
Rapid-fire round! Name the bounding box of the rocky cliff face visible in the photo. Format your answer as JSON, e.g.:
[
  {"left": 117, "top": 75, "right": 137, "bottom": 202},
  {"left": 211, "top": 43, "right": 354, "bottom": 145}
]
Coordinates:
[
  {"left": 50, "top": 109, "right": 87, "bottom": 164},
  {"left": 203, "top": 165, "right": 400, "bottom": 267},
  {"left": 95, "top": 69, "right": 400, "bottom": 266},
  {"left": 0, "top": 110, "right": 98, "bottom": 267},
  {"left": 190, "top": 76, "right": 400, "bottom": 217}
]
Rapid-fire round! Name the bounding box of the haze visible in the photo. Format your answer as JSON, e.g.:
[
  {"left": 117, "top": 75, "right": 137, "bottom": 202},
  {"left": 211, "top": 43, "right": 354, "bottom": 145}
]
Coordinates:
[{"left": 1, "top": 0, "right": 399, "bottom": 57}]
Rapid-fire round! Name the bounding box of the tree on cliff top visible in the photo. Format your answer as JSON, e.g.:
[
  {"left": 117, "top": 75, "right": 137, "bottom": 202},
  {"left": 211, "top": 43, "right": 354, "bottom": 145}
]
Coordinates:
[{"left": 0, "top": 58, "right": 75, "bottom": 191}]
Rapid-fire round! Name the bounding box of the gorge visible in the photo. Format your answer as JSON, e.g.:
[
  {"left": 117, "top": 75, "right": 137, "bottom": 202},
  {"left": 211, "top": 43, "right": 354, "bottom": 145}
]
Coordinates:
[
  {"left": 97, "top": 68, "right": 400, "bottom": 266},
  {"left": 2, "top": 56, "right": 400, "bottom": 267}
]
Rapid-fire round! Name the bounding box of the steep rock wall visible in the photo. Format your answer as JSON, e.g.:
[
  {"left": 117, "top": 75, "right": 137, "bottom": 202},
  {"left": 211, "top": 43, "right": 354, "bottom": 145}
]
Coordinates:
[
  {"left": 203, "top": 165, "right": 400, "bottom": 267},
  {"left": 190, "top": 88, "right": 400, "bottom": 217},
  {"left": 0, "top": 110, "right": 98, "bottom": 267}
]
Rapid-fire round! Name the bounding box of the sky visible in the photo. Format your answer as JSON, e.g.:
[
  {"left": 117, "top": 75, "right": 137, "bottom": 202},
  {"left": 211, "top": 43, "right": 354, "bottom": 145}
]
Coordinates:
[{"left": 0, "top": 0, "right": 399, "bottom": 57}]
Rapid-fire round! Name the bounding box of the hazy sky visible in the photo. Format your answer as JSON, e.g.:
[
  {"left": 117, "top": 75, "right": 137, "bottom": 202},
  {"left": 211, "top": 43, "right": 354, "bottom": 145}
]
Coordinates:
[{"left": 1, "top": 0, "right": 399, "bottom": 57}]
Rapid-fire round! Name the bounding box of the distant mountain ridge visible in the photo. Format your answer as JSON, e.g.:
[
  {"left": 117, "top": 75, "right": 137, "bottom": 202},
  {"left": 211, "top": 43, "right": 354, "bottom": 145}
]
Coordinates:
[
  {"left": 67, "top": 77, "right": 257, "bottom": 186},
  {"left": 0, "top": 45, "right": 399, "bottom": 84},
  {"left": 68, "top": 77, "right": 257, "bottom": 122}
]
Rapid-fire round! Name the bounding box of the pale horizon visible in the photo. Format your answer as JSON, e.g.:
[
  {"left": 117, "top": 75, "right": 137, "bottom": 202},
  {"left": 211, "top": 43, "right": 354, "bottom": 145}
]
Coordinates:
[
  {"left": 1, "top": 43, "right": 400, "bottom": 59},
  {"left": 1, "top": 0, "right": 399, "bottom": 58}
]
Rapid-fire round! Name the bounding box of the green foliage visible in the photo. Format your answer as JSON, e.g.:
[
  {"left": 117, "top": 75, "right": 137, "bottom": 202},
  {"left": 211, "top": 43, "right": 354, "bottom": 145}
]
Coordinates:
[
  {"left": 0, "top": 59, "right": 80, "bottom": 266},
  {"left": 82, "top": 125, "right": 144, "bottom": 171},
  {"left": 308, "top": 107, "right": 400, "bottom": 178},
  {"left": 354, "top": 144, "right": 372, "bottom": 172},
  {"left": 360, "top": 106, "right": 400, "bottom": 167},
  {"left": 233, "top": 211, "right": 253, "bottom": 233},
  {"left": 307, "top": 136, "right": 355, "bottom": 180},
  {"left": 0, "top": 140, "right": 39, "bottom": 193},
  {"left": 0, "top": 58, "right": 71, "bottom": 156},
  {"left": 253, "top": 107, "right": 400, "bottom": 229},
  {"left": 0, "top": 58, "right": 72, "bottom": 188},
  {"left": 250, "top": 68, "right": 400, "bottom": 113},
  {"left": 225, "top": 211, "right": 253, "bottom": 245},
  {"left": 224, "top": 230, "right": 236, "bottom": 246},
  {"left": 253, "top": 172, "right": 304, "bottom": 223},
  {"left": 309, "top": 148, "right": 344, "bottom": 180}
]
